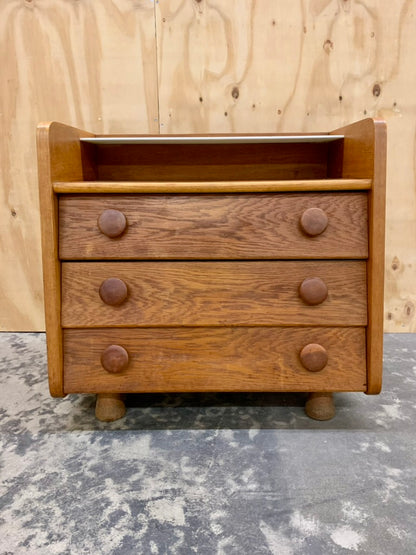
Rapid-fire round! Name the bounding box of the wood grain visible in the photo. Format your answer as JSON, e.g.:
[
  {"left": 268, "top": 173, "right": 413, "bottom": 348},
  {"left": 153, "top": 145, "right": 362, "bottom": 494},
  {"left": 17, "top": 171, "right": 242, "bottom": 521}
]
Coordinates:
[
  {"left": 37, "top": 122, "right": 95, "bottom": 396},
  {"left": 154, "top": 1, "right": 401, "bottom": 134},
  {"left": 61, "top": 261, "right": 367, "bottom": 328},
  {"left": 95, "top": 141, "right": 328, "bottom": 181},
  {"left": 1, "top": 0, "right": 415, "bottom": 332},
  {"left": 0, "top": 0, "right": 158, "bottom": 330},
  {"left": 367, "top": 120, "right": 387, "bottom": 392},
  {"left": 59, "top": 192, "right": 368, "bottom": 260},
  {"left": 96, "top": 163, "right": 328, "bottom": 182},
  {"left": 332, "top": 119, "right": 386, "bottom": 394},
  {"left": 154, "top": 0, "right": 416, "bottom": 332},
  {"left": 53, "top": 179, "right": 372, "bottom": 194},
  {"left": 63, "top": 327, "right": 367, "bottom": 394},
  {"left": 329, "top": 118, "right": 378, "bottom": 179}
]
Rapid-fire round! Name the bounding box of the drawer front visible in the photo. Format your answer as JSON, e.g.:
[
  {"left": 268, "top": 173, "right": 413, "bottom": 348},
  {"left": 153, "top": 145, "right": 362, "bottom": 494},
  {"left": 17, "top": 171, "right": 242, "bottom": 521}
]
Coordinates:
[
  {"left": 61, "top": 261, "right": 367, "bottom": 327},
  {"left": 63, "top": 327, "right": 367, "bottom": 393},
  {"left": 59, "top": 193, "right": 368, "bottom": 260}
]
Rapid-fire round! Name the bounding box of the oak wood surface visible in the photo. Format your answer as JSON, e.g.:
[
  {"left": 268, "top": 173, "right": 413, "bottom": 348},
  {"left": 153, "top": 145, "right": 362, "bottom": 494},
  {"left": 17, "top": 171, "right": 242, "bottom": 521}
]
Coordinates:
[
  {"left": 61, "top": 261, "right": 367, "bottom": 328},
  {"left": 328, "top": 120, "right": 376, "bottom": 179},
  {"left": 37, "top": 122, "right": 95, "bottom": 396},
  {"left": 96, "top": 164, "right": 327, "bottom": 182},
  {"left": 366, "top": 121, "right": 387, "bottom": 392},
  {"left": 53, "top": 179, "right": 372, "bottom": 194},
  {"left": 95, "top": 141, "right": 329, "bottom": 181},
  {"left": 63, "top": 327, "right": 367, "bottom": 394},
  {"left": 332, "top": 119, "right": 386, "bottom": 394},
  {"left": 59, "top": 192, "right": 368, "bottom": 260}
]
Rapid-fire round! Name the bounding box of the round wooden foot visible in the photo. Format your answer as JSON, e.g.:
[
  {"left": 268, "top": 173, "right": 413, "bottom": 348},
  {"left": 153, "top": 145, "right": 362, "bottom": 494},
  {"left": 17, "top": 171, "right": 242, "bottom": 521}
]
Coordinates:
[
  {"left": 95, "top": 393, "right": 126, "bottom": 422},
  {"left": 305, "top": 392, "right": 335, "bottom": 421}
]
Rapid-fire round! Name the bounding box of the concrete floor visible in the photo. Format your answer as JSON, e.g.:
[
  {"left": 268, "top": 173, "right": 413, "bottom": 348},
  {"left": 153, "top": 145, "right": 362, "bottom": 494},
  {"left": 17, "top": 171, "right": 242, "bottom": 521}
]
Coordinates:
[{"left": 0, "top": 333, "right": 415, "bottom": 554}]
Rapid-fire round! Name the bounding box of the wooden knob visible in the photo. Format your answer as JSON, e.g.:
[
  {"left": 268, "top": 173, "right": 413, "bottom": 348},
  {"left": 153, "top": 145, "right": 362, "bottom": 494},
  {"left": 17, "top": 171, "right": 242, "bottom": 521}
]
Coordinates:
[
  {"left": 300, "top": 207, "right": 328, "bottom": 236},
  {"left": 99, "top": 278, "right": 128, "bottom": 306},
  {"left": 300, "top": 343, "right": 328, "bottom": 372},
  {"left": 299, "top": 277, "right": 328, "bottom": 305},
  {"left": 101, "top": 345, "right": 129, "bottom": 374},
  {"left": 97, "top": 209, "right": 127, "bottom": 238}
]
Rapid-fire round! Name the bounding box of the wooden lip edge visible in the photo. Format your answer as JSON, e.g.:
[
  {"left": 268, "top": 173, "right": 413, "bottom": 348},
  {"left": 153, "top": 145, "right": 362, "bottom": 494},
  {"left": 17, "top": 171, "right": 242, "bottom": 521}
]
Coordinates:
[
  {"left": 64, "top": 385, "right": 368, "bottom": 394},
  {"left": 53, "top": 178, "right": 372, "bottom": 193},
  {"left": 80, "top": 134, "right": 345, "bottom": 144}
]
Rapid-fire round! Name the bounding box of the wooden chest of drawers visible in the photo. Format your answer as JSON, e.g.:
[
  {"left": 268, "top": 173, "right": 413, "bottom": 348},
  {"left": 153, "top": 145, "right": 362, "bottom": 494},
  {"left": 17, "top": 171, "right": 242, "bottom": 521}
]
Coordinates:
[{"left": 37, "top": 119, "right": 386, "bottom": 421}]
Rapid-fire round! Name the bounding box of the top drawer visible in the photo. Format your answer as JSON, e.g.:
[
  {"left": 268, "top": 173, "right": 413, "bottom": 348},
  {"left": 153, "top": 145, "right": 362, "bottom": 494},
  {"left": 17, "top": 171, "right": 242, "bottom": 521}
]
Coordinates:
[{"left": 58, "top": 192, "right": 368, "bottom": 260}]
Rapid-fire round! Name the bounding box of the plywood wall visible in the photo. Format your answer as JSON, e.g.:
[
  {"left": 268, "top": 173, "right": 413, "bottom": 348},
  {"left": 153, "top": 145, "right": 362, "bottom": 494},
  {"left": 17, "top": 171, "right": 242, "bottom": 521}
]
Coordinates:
[
  {"left": 0, "top": 0, "right": 158, "bottom": 330},
  {"left": 1, "top": 0, "right": 415, "bottom": 331}
]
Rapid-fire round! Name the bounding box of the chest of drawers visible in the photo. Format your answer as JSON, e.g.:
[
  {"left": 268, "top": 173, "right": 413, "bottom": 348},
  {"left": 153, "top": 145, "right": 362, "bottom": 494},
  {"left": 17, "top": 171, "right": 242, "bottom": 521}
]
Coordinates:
[{"left": 37, "top": 119, "right": 386, "bottom": 422}]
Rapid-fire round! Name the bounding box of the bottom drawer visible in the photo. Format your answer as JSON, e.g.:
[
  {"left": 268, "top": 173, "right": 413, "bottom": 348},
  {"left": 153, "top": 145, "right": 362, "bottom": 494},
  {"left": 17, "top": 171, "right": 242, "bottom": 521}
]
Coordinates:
[{"left": 63, "top": 327, "right": 367, "bottom": 394}]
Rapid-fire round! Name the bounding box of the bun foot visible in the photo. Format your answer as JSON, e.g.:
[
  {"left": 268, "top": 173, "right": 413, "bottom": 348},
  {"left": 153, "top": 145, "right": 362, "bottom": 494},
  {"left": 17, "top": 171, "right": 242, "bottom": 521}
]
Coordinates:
[
  {"left": 95, "top": 393, "right": 126, "bottom": 422},
  {"left": 305, "top": 392, "right": 335, "bottom": 421}
]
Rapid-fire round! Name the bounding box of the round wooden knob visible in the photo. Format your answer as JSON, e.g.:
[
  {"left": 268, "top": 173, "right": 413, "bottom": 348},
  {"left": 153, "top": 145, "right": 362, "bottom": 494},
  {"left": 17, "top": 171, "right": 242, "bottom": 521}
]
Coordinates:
[
  {"left": 97, "top": 209, "right": 127, "bottom": 238},
  {"left": 300, "top": 343, "right": 328, "bottom": 372},
  {"left": 99, "top": 278, "right": 128, "bottom": 306},
  {"left": 300, "top": 207, "right": 328, "bottom": 236},
  {"left": 101, "top": 345, "right": 129, "bottom": 374},
  {"left": 299, "top": 277, "right": 328, "bottom": 305}
]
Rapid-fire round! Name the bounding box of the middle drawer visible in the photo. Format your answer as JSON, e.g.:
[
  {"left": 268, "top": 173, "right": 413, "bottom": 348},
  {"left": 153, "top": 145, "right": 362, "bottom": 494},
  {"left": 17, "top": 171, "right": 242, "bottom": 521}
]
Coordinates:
[{"left": 61, "top": 261, "right": 367, "bottom": 327}]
